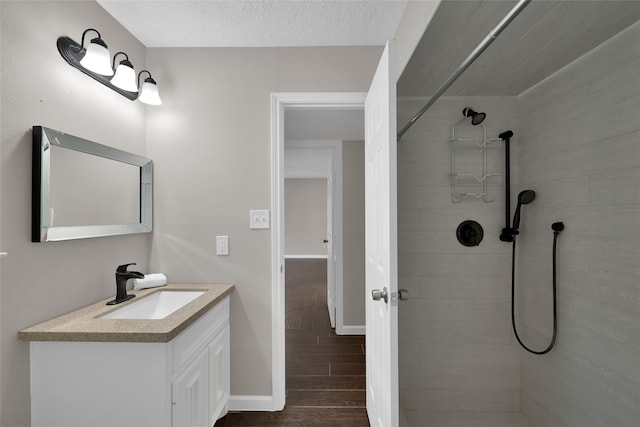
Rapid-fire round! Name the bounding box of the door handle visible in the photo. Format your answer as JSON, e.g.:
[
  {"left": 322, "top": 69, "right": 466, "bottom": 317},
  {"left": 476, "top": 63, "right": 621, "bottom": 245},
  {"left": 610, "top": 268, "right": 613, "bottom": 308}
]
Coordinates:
[
  {"left": 372, "top": 288, "right": 409, "bottom": 305},
  {"left": 371, "top": 287, "right": 389, "bottom": 303},
  {"left": 323, "top": 239, "right": 329, "bottom": 243},
  {"left": 371, "top": 287, "right": 409, "bottom": 305}
]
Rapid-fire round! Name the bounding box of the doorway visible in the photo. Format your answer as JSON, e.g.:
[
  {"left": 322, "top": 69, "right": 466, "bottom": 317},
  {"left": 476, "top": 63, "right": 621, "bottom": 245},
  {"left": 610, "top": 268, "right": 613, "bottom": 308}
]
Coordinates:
[
  {"left": 284, "top": 142, "right": 338, "bottom": 328},
  {"left": 271, "top": 92, "right": 367, "bottom": 409}
]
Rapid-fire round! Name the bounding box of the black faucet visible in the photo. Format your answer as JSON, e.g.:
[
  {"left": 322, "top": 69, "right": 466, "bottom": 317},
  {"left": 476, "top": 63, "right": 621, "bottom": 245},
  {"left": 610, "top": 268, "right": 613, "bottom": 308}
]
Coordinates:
[{"left": 106, "top": 263, "right": 145, "bottom": 305}]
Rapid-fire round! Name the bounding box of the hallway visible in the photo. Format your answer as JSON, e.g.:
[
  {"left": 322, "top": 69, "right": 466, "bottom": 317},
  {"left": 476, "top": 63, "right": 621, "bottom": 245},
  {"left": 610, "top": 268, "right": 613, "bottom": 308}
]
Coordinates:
[{"left": 216, "top": 258, "right": 368, "bottom": 426}]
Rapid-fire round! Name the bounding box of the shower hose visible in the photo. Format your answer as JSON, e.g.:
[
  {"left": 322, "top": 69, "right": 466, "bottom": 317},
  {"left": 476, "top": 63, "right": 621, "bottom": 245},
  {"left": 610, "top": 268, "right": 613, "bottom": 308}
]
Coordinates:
[{"left": 510, "top": 225, "right": 562, "bottom": 355}]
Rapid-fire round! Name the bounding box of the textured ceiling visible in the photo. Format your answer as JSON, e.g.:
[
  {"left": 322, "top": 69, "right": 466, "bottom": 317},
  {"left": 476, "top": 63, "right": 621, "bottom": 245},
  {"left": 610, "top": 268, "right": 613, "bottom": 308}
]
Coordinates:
[
  {"left": 398, "top": 0, "right": 640, "bottom": 97},
  {"left": 97, "top": 0, "right": 408, "bottom": 47}
]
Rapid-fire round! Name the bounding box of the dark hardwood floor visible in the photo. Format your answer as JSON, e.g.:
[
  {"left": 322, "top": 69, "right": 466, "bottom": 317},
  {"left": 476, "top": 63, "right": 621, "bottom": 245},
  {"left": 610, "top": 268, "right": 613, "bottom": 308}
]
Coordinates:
[{"left": 216, "top": 258, "right": 369, "bottom": 426}]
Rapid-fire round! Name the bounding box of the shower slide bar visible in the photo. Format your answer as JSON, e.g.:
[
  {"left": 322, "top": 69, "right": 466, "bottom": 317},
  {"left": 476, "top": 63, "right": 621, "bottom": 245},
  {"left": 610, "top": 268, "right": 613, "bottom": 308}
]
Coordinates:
[{"left": 397, "top": 0, "right": 532, "bottom": 140}]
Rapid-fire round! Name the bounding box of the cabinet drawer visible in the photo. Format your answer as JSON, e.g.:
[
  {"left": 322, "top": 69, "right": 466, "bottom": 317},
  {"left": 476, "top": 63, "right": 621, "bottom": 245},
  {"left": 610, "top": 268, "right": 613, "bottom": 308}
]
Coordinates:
[{"left": 171, "top": 296, "right": 229, "bottom": 374}]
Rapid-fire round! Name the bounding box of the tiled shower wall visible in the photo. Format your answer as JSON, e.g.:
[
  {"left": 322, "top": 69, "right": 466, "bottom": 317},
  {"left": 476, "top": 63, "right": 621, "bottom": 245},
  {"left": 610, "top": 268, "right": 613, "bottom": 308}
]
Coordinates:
[
  {"left": 397, "top": 96, "right": 521, "bottom": 424},
  {"left": 516, "top": 20, "right": 640, "bottom": 427}
]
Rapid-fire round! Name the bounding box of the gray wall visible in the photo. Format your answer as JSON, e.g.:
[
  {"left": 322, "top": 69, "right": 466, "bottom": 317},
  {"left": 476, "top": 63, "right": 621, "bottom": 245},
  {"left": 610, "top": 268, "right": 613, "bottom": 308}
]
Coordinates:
[
  {"left": 285, "top": 178, "right": 327, "bottom": 257},
  {"left": 0, "top": 2, "right": 150, "bottom": 426},
  {"left": 144, "top": 46, "right": 381, "bottom": 396},
  {"left": 342, "top": 140, "right": 365, "bottom": 327},
  {"left": 397, "top": 96, "right": 521, "bottom": 424},
  {"left": 516, "top": 19, "right": 640, "bottom": 427}
]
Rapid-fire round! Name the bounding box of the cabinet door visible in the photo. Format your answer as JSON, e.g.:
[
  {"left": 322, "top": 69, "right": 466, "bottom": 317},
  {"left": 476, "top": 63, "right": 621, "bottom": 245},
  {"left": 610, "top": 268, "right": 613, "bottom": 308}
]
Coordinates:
[
  {"left": 208, "top": 325, "right": 230, "bottom": 424},
  {"left": 172, "top": 350, "right": 209, "bottom": 427}
]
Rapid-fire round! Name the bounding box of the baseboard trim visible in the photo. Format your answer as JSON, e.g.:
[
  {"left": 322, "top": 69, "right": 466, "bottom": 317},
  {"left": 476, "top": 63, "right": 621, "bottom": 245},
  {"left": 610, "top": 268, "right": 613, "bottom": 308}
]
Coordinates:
[
  {"left": 227, "top": 395, "right": 276, "bottom": 411},
  {"left": 284, "top": 254, "right": 328, "bottom": 259},
  {"left": 336, "top": 325, "right": 365, "bottom": 335}
]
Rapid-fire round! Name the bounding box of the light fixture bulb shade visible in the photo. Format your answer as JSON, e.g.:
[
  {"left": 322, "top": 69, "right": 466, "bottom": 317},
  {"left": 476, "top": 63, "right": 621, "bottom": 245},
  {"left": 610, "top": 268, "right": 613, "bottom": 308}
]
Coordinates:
[
  {"left": 138, "top": 80, "right": 162, "bottom": 105},
  {"left": 79, "top": 40, "right": 113, "bottom": 76},
  {"left": 111, "top": 63, "right": 138, "bottom": 92}
]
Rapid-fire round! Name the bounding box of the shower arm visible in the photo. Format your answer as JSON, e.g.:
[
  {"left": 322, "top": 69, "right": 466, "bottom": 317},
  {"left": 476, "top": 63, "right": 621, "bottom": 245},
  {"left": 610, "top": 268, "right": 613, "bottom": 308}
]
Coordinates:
[{"left": 397, "top": 0, "right": 532, "bottom": 140}]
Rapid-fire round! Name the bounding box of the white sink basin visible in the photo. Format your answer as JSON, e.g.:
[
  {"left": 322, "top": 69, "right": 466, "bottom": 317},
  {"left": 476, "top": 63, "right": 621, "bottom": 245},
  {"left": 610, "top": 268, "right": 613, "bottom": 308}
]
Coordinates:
[{"left": 102, "top": 291, "right": 205, "bottom": 320}]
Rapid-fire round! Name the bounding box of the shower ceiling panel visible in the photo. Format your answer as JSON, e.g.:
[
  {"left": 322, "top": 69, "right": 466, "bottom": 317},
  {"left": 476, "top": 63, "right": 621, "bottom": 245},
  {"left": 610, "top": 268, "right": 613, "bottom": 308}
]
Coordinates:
[{"left": 398, "top": 0, "right": 640, "bottom": 97}]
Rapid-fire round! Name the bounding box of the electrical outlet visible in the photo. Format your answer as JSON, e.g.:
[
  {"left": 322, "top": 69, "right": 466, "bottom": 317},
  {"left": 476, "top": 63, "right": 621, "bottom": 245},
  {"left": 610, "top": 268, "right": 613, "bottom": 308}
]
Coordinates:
[{"left": 216, "top": 235, "right": 229, "bottom": 256}]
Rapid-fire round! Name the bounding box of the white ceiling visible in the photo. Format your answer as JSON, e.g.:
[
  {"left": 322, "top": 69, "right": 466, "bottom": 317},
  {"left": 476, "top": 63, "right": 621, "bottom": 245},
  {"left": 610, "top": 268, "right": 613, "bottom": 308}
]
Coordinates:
[{"left": 97, "top": 0, "right": 408, "bottom": 47}]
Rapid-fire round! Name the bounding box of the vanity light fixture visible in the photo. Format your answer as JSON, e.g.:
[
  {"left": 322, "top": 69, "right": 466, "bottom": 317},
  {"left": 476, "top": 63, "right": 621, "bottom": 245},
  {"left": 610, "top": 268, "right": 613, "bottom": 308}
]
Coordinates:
[
  {"left": 57, "top": 28, "right": 162, "bottom": 104},
  {"left": 137, "top": 70, "right": 163, "bottom": 105},
  {"left": 110, "top": 52, "right": 138, "bottom": 92},
  {"left": 77, "top": 29, "right": 113, "bottom": 76}
]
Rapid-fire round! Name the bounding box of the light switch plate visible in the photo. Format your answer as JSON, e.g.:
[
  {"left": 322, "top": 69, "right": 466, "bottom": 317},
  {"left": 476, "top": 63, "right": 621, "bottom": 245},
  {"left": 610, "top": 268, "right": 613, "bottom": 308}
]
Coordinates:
[
  {"left": 250, "top": 209, "right": 270, "bottom": 229},
  {"left": 216, "top": 235, "right": 229, "bottom": 255}
]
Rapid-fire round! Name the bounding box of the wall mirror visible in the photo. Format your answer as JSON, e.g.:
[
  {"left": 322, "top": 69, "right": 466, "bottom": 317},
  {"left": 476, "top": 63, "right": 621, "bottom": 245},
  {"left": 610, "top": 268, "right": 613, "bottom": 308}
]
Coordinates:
[{"left": 32, "top": 126, "right": 153, "bottom": 242}]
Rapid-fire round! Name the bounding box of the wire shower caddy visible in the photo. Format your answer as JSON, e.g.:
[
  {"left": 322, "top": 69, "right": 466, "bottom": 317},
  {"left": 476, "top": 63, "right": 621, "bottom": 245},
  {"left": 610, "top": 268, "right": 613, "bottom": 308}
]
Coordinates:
[{"left": 450, "top": 118, "right": 503, "bottom": 203}]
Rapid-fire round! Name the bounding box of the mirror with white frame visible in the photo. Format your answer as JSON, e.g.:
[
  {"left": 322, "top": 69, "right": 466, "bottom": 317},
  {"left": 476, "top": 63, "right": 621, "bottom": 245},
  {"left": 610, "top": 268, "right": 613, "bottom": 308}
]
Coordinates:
[{"left": 32, "top": 126, "right": 153, "bottom": 242}]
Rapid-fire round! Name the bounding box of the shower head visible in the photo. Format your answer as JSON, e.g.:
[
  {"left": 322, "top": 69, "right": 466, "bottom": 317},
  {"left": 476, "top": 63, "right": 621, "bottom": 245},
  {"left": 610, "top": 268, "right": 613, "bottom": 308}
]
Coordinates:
[
  {"left": 462, "top": 107, "right": 486, "bottom": 125},
  {"left": 518, "top": 189, "right": 536, "bottom": 205},
  {"left": 512, "top": 190, "right": 536, "bottom": 232}
]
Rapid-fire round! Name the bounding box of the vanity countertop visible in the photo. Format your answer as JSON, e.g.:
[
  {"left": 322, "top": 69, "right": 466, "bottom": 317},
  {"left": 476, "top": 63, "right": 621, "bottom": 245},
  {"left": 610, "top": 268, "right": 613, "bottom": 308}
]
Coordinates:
[{"left": 18, "top": 284, "right": 234, "bottom": 343}]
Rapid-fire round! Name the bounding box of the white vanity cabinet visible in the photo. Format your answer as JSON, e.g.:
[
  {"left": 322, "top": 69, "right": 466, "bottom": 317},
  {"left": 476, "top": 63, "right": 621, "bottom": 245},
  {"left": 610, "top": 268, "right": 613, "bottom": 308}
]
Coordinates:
[
  {"left": 27, "top": 294, "right": 231, "bottom": 427},
  {"left": 171, "top": 325, "right": 230, "bottom": 427},
  {"left": 208, "top": 325, "right": 231, "bottom": 423},
  {"left": 172, "top": 348, "right": 210, "bottom": 427},
  {"left": 170, "top": 297, "right": 230, "bottom": 427}
]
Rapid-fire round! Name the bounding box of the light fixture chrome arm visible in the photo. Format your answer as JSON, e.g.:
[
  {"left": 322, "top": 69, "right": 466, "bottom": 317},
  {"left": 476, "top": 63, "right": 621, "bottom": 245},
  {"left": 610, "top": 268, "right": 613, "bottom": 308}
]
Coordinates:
[
  {"left": 397, "top": 0, "right": 531, "bottom": 140},
  {"left": 80, "top": 28, "right": 102, "bottom": 49},
  {"left": 137, "top": 70, "right": 153, "bottom": 88},
  {"left": 111, "top": 51, "right": 129, "bottom": 70}
]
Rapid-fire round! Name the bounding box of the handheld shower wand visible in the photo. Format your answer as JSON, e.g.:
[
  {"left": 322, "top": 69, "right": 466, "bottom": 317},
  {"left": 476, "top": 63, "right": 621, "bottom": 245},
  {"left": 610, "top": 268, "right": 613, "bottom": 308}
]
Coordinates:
[
  {"left": 512, "top": 190, "right": 536, "bottom": 234},
  {"left": 507, "top": 188, "right": 565, "bottom": 355},
  {"left": 511, "top": 221, "right": 564, "bottom": 355}
]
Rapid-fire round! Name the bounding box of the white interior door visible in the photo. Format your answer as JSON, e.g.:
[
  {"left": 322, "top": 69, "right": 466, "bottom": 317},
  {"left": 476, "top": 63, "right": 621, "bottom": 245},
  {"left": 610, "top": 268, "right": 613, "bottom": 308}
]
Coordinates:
[
  {"left": 326, "top": 161, "right": 336, "bottom": 328},
  {"left": 365, "top": 40, "right": 398, "bottom": 427}
]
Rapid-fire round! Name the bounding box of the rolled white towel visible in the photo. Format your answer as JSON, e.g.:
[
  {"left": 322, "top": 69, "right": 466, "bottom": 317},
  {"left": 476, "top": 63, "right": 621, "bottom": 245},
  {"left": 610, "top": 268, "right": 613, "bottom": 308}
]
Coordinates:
[{"left": 133, "top": 273, "right": 168, "bottom": 290}]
